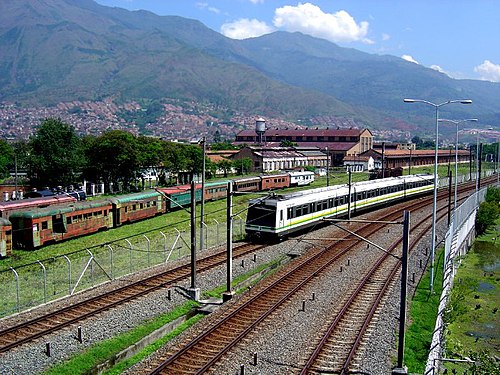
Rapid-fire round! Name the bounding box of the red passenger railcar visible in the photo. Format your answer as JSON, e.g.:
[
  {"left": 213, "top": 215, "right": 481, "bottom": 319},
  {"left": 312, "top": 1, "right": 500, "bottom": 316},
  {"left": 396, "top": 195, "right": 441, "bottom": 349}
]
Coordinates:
[
  {"left": 260, "top": 173, "right": 290, "bottom": 190},
  {"left": 9, "top": 201, "right": 113, "bottom": 249},
  {"left": 108, "top": 190, "right": 163, "bottom": 226},
  {"left": 233, "top": 176, "right": 261, "bottom": 192}
]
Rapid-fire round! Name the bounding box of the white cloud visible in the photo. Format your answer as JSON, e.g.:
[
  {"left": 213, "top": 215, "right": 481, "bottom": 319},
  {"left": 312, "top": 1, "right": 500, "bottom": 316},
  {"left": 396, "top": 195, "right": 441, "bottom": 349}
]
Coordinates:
[
  {"left": 381, "top": 33, "right": 390, "bottom": 41},
  {"left": 248, "top": 0, "right": 264, "bottom": 4},
  {"left": 430, "top": 65, "right": 445, "bottom": 73},
  {"left": 474, "top": 60, "right": 500, "bottom": 82},
  {"left": 272, "top": 3, "right": 370, "bottom": 44},
  {"left": 196, "top": 2, "right": 220, "bottom": 14},
  {"left": 401, "top": 55, "right": 419, "bottom": 64},
  {"left": 221, "top": 18, "right": 274, "bottom": 39}
]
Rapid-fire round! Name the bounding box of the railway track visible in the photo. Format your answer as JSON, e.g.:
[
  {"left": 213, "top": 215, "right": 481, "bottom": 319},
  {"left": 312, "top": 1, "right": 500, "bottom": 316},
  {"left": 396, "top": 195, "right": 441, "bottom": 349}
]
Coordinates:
[
  {"left": 298, "top": 177, "right": 498, "bottom": 373},
  {"left": 0, "top": 176, "right": 494, "bottom": 365},
  {"left": 147, "top": 178, "right": 492, "bottom": 374},
  {"left": 0, "top": 242, "right": 265, "bottom": 353}
]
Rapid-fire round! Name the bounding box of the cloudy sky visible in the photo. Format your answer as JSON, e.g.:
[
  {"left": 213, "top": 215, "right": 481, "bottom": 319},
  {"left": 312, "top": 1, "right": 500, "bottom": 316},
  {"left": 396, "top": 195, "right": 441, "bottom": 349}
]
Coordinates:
[{"left": 95, "top": 0, "right": 500, "bottom": 82}]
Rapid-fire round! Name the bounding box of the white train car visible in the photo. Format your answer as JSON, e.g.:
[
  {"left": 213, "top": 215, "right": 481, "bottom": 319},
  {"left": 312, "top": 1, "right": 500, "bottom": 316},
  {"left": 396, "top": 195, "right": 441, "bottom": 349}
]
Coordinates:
[
  {"left": 288, "top": 171, "right": 315, "bottom": 186},
  {"left": 245, "top": 174, "right": 434, "bottom": 240}
]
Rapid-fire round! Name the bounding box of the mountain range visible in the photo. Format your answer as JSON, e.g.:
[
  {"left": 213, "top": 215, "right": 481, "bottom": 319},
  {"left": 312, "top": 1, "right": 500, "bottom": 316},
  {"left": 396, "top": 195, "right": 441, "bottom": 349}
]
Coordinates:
[{"left": 1, "top": 0, "right": 499, "bottom": 136}]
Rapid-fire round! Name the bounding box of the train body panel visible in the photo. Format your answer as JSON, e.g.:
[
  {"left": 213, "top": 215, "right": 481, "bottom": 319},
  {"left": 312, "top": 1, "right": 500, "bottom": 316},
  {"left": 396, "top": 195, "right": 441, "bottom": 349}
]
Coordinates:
[
  {"left": 233, "top": 176, "right": 261, "bottom": 192},
  {"left": 260, "top": 174, "right": 290, "bottom": 190},
  {"left": 288, "top": 171, "right": 315, "bottom": 186},
  {"left": 108, "top": 191, "right": 163, "bottom": 226},
  {"left": 204, "top": 181, "right": 230, "bottom": 201},
  {"left": 0, "top": 218, "right": 12, "bottom": 257},
  {"left": 157, "top": 185, "right": 202, "bottom": 211},
  {"left": 246, "top": 174, "right": 434, "bottom": 239},
  {"left": 9, "top": 201, "right": 114, "bottom": 249}
]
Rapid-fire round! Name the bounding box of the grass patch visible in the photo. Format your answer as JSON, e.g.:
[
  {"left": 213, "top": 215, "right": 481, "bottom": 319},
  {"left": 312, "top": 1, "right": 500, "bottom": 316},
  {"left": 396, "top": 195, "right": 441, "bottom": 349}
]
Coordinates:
[
  {"left": 101, "top": 314, "right": 204, "bottom": 375},
  {"left": 41, "top": 257, "right": 285, "bottom": 375},
  {"left": 443, "top": 222, "right": 500, "bottom": 374},
  {"left": 41, "top": 301, "right": 199, "bottom": 375},
  {"left": 403, "top": 247, "right": 445, "bottom": 373},
  {"left": 203, "top": 257, "right": 284, "bottom": 298}
]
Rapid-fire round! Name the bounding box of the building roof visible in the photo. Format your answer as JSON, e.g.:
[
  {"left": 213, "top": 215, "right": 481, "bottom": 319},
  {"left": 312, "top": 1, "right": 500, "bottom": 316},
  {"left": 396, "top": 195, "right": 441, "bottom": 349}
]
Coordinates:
[
  {"left": 236, "top": 127, "right": 370, "bottom": 138},
  {"left": 362, "top": 149, "right": 471, "bottom": 158}
]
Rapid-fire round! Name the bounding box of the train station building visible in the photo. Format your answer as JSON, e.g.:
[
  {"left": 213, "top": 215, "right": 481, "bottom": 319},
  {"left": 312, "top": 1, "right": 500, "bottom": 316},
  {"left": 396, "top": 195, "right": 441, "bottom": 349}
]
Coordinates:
[
  {"left": 231, "top": 146, "right": 328, "bottom": 173},
  {"left": 234, "top": 124, "right": 374, "bottom": 166}
]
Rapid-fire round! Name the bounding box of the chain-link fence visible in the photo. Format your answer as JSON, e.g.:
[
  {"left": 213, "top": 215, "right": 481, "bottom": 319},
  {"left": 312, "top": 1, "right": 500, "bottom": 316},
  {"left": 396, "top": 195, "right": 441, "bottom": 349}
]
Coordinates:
[
  {"left": 424, "top": 188, "right": 487, "bottom": 374},
  {"left": 0, "top": 218, "right": 246, "bottom": 318}
]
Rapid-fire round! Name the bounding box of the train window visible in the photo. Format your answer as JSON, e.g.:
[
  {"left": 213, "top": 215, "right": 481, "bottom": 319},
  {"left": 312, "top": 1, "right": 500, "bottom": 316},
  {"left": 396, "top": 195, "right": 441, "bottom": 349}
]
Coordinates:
[
  {"left": 140, "top": 203, "right": 144, "bottom": 209},
  {"left": 125, "top": 206, "right": 128, "bottom": 213},
  {"left": 329, "top": 198, "right": 334, "bottom": 208},
  {"left": 322, "top": 200, "right": 328, "bottom": 210},
  {"left": 104, "top": 210, "right": 108, "bottom": 216},
  {"left": 296, "top": 206, "right": 302, "bottom": 216},
  {"left": 33, "top": 223, "right": 38, "bottom": 231},
  {"left": 280, "top": 210, "right": 283, "bottom": 221},
  {"left": 304, "top": 204, "right": 310, "bottom": 215},
  {"left": 287, "top": 207, "right": 293, "bottom": 219},
  {"left": 67, "top": 217, "right": 72, "bottom": 224},
  {"left": 42, "top": 221, "right": 48, "bottom": 230},
  {"left": 133, "top": 204, "right": 137, "bottom": 211}
]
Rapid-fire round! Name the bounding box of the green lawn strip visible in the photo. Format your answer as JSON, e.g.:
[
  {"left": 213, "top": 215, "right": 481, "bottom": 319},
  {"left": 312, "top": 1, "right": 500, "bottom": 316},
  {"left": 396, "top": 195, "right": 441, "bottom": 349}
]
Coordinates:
[
  {"left": 443, "top": 222, "right": 500, "bottom": 373},
  {"left": 101, "top": 314, "right": 205, "bottom": 375},
  {"left": 203, "top": 257, "right": 283, "bottom": 298},
  {"left": 41, "top": 301, "right": 199, "bottom": 375},
  {"left": 403, "top": 247, "right": 445, "bottom": 373}
]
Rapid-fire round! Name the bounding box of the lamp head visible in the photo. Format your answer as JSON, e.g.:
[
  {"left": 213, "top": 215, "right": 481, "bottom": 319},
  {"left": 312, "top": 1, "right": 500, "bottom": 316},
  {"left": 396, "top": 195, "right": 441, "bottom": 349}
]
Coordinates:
[
  {"left": 403, "top": 99, "right": 415, "bottom": 103},
  {"left": 460, "top": 99, "right": 472, "bottom": 104}
]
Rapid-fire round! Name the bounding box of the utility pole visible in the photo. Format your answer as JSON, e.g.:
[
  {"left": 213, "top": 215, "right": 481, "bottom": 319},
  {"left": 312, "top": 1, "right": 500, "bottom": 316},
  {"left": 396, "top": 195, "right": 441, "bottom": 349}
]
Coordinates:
[
  {"left": 188, "top": 181, "right": 200, "bottom": 300},
  {"left": 223, "top": 181, "right": 235, "bottom": 302},
  {"left": 199, "top": 137, "right": 206, "bottom": 252}
]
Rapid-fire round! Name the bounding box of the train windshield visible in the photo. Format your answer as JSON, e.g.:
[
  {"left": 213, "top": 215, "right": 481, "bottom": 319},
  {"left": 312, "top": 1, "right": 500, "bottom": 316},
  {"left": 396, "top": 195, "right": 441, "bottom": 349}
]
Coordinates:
[{"left": 246, "top": 202, "right": 276, "bottom": 228}]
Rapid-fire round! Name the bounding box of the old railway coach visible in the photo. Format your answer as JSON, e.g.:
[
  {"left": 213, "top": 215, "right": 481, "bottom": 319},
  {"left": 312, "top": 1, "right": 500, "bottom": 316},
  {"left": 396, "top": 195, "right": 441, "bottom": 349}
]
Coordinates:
[
  {"left": 245, "top": 174, "right": 434, "bottom": 240},
  {"left": 10, "top": 200, "right": 114, "bottom": 249}
]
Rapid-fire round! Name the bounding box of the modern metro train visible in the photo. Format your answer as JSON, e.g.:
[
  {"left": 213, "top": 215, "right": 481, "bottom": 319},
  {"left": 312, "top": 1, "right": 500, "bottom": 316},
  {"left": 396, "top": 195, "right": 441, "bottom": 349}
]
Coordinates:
[{"left": 245, "top": 174, "right": 435, "bottom": 241}]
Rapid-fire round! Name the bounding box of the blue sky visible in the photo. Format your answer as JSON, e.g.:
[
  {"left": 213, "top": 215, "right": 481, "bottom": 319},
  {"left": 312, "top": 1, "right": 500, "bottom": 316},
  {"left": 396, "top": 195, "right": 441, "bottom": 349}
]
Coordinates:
[{"left": 94, "top": 0, "right": 500, "bottom": 82}]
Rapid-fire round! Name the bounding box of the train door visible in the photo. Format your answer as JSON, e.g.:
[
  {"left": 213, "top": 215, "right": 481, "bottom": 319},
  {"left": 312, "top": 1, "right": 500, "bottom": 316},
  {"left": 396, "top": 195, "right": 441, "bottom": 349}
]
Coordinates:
[{"left": 278, "top": 208, "right": 284, "bottom": 229}]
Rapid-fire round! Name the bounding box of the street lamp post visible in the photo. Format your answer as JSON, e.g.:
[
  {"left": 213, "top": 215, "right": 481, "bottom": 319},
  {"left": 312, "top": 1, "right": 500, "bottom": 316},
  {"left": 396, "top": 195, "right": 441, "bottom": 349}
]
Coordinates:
[
  {"left": 438, "top": 119, "right": 478, "bottom": 216},
  {"left": 403, "top": 99, "right": 472, "bottom": 291}
]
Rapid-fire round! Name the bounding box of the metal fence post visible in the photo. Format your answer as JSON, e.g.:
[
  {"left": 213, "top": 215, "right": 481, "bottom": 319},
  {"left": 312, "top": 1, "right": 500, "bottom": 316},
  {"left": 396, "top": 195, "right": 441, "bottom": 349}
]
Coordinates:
[
  {"left": 214, "top": 219, "right": 220, "bottom": 245},
  {"left": 10, "top": 267, "right": 20, "bottom": 313},
  {"left": 106, "top": 245, "right": 113, "bottom": 279},
  {"left": 143, "top": 235, "right": 150, "bottom": 267},
  {"left": 63, "top": 255, "right": 71, "bottom": 295},
  {"left": 160, "top": 231, "right": 167, "bottom": 262},
  {"left": 125, "top": 239, "right": 133, "bottom": 274},
  {"left": 36, "top": 260, "right": 47, "bottom": 304}
]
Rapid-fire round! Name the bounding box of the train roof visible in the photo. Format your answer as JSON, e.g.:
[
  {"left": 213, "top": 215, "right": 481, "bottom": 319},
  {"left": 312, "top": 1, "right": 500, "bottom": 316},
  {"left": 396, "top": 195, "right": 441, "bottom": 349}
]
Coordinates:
[
  {"left": 0, "top": 195, "right": 77, "bottom": 212},
  {"left": 107, "top": 190, "right": 160, "bottom": 204},
  {"left": 250, "top": 174, "right": 433, "bottom": 204},
  {"left": 8, "top": 200, "right": 112, "bottom": 219}
]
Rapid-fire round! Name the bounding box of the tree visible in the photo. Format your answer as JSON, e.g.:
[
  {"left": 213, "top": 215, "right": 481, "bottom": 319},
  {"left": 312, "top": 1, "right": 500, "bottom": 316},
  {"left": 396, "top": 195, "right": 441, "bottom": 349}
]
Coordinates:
[
  {"left": 83, "top": 130, "right": 139, "bottom": 192},
  {"left": 0, "top": 140, "right": 13, "bottom": 180},
  {"left": 29, "top": 118, "right": 84, "bottom": 187},
  {"left": 475, "top": 187, "right": 500, "bottom": 235},
  {"left": 210, "top": 141, "right": 238, "bottom": 151},
  {"left": 216, "top": 159, "right": 233, "bottom": 177},
  {"left": 233, "top": 157, "right": 252, "bottom": 175},
  {"left": 280, "top": 139, "right": 297, "bottom": 147}
]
